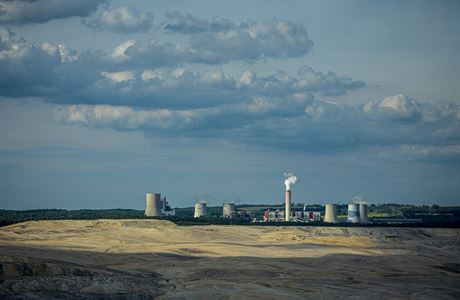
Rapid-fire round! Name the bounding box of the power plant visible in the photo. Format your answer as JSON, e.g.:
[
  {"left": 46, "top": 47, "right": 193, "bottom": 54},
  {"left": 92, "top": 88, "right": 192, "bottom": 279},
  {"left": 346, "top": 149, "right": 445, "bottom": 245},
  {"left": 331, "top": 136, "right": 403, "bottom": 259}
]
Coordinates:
[
  {"left": 194, "top": 201, "right": 207, "bottom": 218},
  {"left": 223, "top": 202, "right": 236, "bottom": 218},
  {"left": 324, "top": 204, "right": 338, "bottom": 223},
  {"left": 142, "top": 176, "right": 378, "bottom": 225}
]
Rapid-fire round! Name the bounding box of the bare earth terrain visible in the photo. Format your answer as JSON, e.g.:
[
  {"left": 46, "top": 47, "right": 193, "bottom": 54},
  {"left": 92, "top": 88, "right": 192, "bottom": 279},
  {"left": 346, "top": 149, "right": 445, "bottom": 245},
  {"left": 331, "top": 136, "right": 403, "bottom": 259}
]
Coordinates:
[{"left": 0, "top": 219, "right": 459, "bottom": 299}]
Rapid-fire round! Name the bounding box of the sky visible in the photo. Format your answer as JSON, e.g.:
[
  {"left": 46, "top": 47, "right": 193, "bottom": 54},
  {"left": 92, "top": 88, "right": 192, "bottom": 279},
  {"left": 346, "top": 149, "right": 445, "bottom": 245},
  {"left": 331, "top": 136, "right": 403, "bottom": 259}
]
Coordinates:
[{"left": 0, "top": 0, "right": 459, "bottom": 209}]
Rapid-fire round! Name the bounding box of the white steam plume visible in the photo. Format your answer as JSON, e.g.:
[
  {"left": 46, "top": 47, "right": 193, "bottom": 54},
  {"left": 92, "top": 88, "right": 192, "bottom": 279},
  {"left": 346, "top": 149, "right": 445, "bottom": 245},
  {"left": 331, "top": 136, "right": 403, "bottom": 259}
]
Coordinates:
[
  {"left": 352, "top": 194, "right": 368, "bottom": 204},
  {"left": 284, "top": 172, "right": 298, "bottom": 191}
]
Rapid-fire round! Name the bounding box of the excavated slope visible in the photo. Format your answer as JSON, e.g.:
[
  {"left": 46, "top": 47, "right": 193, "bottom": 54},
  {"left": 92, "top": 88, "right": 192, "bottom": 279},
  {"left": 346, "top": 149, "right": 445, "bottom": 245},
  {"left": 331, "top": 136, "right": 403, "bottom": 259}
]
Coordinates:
[{"left": 1, "top": 220, "right": 459, "bottom": 299}]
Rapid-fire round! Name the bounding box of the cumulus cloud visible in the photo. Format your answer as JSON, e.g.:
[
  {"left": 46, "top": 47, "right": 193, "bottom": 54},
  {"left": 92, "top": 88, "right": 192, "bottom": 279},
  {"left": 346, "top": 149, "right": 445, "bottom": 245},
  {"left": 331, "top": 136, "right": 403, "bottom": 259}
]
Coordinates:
[
  {"left": 54, "top": 95, "right": 460, "bottom": 162},
  {"left": 0, "top": 27, "right": 62, "bottom": 95},
  {"left": 84, "top": 6, "right": 154, "bottom": 33},
  {"left": 188, "top": 19, "right": 314, "bottom": 60},
  {"left": 0, "top": 27, "right": 319, "bottom": 101},
  {"left": 0, "top": 28, "right": 363, "bottom": 105},
  {"left": 118, "top": 17, "right": 314, "bottom": 65},
  {"left": 54, "top": 95, "right": 311, "bottom": 132},
  {"left": 0, "top": 0, "right": 104, "bottom": 25},
  {"left": 361, "top": 94, "right": 421, "bottom": 121},
  {"left": 161, "top": 11, "right": 234, "bottom": 33},
  {"left": 0, "top": 27, "right": 105, "bottom": 99},
  {"left": 297, "top": 66, "right": 365, "bottom": 96},
  {"left": 101, "top": 71, "right": 135, "bottom": 83}
]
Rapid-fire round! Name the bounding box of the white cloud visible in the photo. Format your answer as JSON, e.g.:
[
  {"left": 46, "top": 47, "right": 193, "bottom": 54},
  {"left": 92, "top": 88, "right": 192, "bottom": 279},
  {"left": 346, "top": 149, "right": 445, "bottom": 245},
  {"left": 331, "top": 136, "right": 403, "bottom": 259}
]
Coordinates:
[
  {"left": 85, "top": 6, "right": 154, "bottom": 33},
  {"left": 141, "top": 69, "right": 164, "bottom": 81},
  {"left": 377, "top": 94, "right": 420, "bottom": 119},
  {"left": 111, "top": 40, "right": 136, "bottom": 61},
  {"left": 101, "top": 71, "right": 135, "bottom": 83},
  {"left": 54, "top": 105, "right": 198, "bottom": 130}
]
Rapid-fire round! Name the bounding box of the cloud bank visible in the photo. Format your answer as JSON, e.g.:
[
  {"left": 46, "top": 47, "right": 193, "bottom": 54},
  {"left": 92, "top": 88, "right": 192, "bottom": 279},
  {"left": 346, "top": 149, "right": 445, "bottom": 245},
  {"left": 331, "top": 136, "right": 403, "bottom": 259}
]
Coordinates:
[
  {"left": 54, "top": 95, "right": 460, "bottom": 161},
  {"left": 0, "top": 27, "right": 358, "bottom": 106},
  {"left": 0, "top": 9, "right": 458, "bottom": 164},
  {"left": 0, "top": 0, "right": 104, "bottom": 25}
]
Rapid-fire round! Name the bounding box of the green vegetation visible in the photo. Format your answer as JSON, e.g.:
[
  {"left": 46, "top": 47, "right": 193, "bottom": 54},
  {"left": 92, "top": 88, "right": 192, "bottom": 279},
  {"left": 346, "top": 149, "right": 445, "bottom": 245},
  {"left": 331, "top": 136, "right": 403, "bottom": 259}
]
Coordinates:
[
  {"left": 1, "top": 203, "right": 459, "bottom": 228},
  {"left": 368, "top": 212, "right": 391, "bottom": 218},
  {"left": 0, "top": 209, "right": 145, "bottom": 227}
]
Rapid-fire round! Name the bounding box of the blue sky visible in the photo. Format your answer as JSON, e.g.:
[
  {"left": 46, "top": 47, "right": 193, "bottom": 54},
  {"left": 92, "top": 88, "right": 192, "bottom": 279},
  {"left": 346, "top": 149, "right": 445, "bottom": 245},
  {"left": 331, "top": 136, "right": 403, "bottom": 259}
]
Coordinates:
[{"left": 1, "top": 0, "right": 459, "bottom": 209}]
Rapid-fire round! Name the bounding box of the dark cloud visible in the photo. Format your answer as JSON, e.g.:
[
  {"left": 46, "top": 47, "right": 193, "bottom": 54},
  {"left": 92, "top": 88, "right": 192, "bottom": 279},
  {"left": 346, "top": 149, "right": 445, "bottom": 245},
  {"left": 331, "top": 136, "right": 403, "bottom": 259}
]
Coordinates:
[
  {"left": 0, "top": 28, "right": 362, "bottom": 107},
  {"left": 84, "top": 6, "right": 154, "bottom": 33},
  {"left": 0, "top": 0, "right": 104, "bottom": 25},
  {"left": 0, "top": 27, "right": 103, "bottom": 99}
]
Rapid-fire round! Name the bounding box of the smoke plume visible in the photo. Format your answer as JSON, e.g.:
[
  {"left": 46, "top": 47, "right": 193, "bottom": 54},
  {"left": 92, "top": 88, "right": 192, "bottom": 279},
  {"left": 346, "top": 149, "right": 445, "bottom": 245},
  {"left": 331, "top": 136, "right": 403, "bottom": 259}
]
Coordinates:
[{"left": 284, "top": 172, "right": 298, "bottom": 191}]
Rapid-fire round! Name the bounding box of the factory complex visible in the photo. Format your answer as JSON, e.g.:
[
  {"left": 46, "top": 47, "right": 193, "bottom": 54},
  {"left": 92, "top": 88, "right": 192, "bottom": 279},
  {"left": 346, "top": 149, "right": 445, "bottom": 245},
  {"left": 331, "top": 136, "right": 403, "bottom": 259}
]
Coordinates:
[{"left": 143, "top": 173, "right": 375, "bottom": 224}]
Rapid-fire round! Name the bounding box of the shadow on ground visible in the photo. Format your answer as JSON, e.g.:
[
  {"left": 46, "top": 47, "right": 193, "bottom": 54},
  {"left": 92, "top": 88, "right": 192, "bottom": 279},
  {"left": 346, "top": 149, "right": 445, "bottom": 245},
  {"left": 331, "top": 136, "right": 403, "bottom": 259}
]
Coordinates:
[{"left": 1, "top": 245, "right": 460, "bottom": 299}]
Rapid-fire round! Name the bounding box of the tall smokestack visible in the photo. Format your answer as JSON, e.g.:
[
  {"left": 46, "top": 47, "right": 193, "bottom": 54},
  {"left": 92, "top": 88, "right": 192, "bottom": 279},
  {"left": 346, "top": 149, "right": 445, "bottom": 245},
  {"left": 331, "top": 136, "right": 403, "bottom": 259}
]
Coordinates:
[
  {"left": 285, "top": 190, "right": 291, "bottom": 222},
  {"left": 283, "top": 173, "right": 298, "bottom": 222}
]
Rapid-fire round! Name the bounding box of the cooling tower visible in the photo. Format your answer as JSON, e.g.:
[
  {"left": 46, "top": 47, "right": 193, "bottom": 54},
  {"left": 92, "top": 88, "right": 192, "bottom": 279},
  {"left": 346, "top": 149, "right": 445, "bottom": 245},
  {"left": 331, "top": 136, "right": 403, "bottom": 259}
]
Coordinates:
[
  {"left": 194, "top": 202, "right": 207, "bottom": 218},
  {"left": 347, "top": 203, "right": 360, "bottom": 223},
  {"left": 145, "top": 193, "right": 162, "bottom": 217},
  {"left": 324, "top": 204, "right": 338, "bottom": 223},
  {"left": 359, "top": 203, "right": 369, "bottom": 223},
  {"left": 285, "top": 190, "right": 291, "bottom": 222},
  {"left": 223, "top": 202, "right": 236, "bottom": 218}
]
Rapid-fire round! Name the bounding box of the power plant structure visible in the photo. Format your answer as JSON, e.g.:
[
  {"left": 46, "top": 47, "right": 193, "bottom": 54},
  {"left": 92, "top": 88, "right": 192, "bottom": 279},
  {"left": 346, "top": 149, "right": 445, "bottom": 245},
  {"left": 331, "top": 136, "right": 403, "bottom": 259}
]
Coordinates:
[
  {"left": 160, "top": 196, "right": 176, "bottom": 216},
  {"left": 285, "top": 190, "right": 291, "bottom": 222},
  {"left": 145, "top": 193, "right": 175, "bottom": 217},
  {"left": 324, "top": 204, "right": 338, "bottom": 223},
  {"left": 145, "top": 193, "right": 162, "bottom": 217},
  {"left": 359, "top": 203, "right": 369, "bottom": 223},
  {"left": 194, "top": 201, "right": 207, "bottom": 218},
  {"left": 143, "top": 176, "right": 378, "bottom": 225},
  {"left": 347, "top": 203, "right": 360, "bottom": 223},
  {"left": 284, "top": 173, "right": 298, "bottom": 222},
  {"left": 223, "top": 202, "right": 236, "bottom": 218}
]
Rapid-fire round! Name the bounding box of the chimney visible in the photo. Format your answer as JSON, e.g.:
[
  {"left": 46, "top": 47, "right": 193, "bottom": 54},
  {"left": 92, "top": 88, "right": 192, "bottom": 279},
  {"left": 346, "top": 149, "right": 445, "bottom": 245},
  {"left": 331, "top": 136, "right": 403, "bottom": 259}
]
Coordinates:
[{"left": 285, "top": 190, "right": 291, "bottom": 222}]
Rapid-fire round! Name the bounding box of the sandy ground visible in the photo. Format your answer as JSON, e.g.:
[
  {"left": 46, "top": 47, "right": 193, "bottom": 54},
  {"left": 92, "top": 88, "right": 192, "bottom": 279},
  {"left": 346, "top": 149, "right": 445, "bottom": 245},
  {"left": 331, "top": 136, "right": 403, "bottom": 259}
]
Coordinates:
[{"left": 0, "top": 219, "right": 459, "bottom": 299}]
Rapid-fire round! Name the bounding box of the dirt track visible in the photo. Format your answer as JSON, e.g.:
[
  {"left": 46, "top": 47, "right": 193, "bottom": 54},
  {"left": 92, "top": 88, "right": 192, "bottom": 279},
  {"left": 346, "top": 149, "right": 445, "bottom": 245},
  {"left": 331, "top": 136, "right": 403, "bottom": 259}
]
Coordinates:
[{"left": 1, "top": 220, "right": 459, "bottom": 299}]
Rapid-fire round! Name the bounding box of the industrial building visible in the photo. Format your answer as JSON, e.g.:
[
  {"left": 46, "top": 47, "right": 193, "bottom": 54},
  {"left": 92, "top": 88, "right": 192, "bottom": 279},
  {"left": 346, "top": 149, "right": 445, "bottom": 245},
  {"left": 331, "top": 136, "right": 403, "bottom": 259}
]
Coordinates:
[
  {"left": 161, "top": 196, "right": 175, "bottom": 216},
  {"left": 222, "top": 202, "right": 237, "bottom": 218},
  {"left": 194, "top": 201, "right": 207, "bottom": 218},
  {"left": 359, "top": 203, "right": 369, "bottom": 223},
  {"left": 145, "top": 193, "right": 175, "bottom": 217},
  {"left": 347, "top": 198, "right": 369, "bottom": 224},
  {"left": 324, "top": 204, "right": 338, "bottom": 223},
  {"left": 347, "top": 203, "right": 360, "bottom": 223},
  {"left": 263, "top": 210, "right": 321, "bottom": 222}
]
